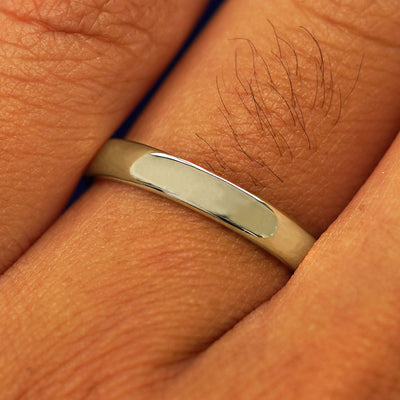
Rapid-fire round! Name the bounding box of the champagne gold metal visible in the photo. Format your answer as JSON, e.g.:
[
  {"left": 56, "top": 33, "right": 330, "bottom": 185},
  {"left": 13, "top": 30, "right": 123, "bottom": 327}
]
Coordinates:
[{"left": 86, "top": 139, "right": 315, "bottom": 270}]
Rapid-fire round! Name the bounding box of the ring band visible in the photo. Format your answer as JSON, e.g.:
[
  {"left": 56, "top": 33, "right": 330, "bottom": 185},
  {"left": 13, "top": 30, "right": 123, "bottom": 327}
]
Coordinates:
[{"left": 86, "top": 139, "right": 315, "bottom": 270}]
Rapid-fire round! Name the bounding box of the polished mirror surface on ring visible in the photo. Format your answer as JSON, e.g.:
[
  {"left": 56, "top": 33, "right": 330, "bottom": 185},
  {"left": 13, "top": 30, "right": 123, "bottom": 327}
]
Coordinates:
[{"left": 131, "top": 152, "right": 278, "bottom": 238}]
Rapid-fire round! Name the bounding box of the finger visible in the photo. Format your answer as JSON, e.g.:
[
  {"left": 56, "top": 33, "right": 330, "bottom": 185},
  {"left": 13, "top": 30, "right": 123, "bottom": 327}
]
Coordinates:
[
  {"left": 1, "top": 0, "right": 400, "bottom": 397},
  {"left": 0, "top": 0, "right": 209, "bottom": 270},
  {"left": 176, "top": 132, "right": 400, "bottom": 399}
]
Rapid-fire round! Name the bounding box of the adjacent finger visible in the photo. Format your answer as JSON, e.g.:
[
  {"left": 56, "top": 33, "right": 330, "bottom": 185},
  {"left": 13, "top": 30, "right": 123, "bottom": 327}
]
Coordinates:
[
  {"left": 0, "top": 0, "right": 209, "bottom": 270},
  {"left": 175, "top": 131, "right": 400, "bottom": 399},
  {"left": 0, "top": 0, "right": 399, "bottom": 398}
]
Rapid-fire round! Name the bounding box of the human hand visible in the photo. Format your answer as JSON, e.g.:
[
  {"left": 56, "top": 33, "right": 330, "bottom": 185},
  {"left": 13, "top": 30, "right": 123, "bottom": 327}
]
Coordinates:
[{"left": 0, "top": 1, "right": 399, "bottom": 399}]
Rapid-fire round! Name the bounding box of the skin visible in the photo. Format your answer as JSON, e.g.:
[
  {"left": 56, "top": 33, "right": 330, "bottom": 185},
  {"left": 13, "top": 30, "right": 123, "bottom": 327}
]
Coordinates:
[
  {"left": 0, "top": 0, "right": 209, "bottom": 270},
  {"left": 0, "top": 0, "right": 399, "bottom": 399}
]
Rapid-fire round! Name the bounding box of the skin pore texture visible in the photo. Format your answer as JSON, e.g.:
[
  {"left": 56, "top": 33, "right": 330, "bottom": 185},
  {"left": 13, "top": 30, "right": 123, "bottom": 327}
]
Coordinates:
[
  {"left": 0, "top": 0, "right": 399, "bottom": 399},
  {"left": 0, "top": 0, "right": 209, "bottom": 271}
]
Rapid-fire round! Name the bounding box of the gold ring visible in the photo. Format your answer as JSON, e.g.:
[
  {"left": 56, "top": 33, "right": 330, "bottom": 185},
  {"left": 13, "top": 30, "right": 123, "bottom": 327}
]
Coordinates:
[{"left": 86, "top": 139, "right": 315, "bottom": 270}]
